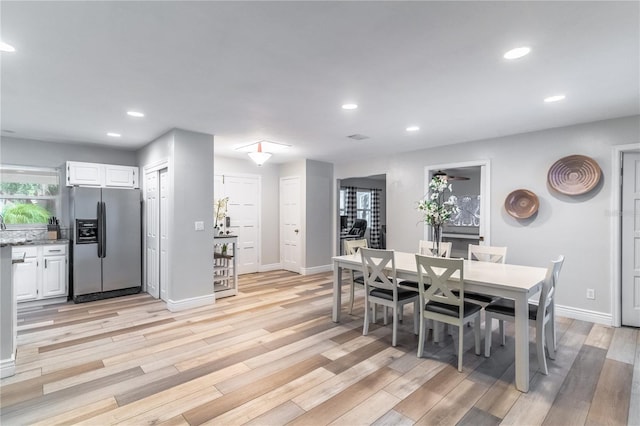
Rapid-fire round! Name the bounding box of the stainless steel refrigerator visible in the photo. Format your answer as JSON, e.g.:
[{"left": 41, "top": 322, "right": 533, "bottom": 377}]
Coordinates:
[{"left": 70, "top": 187, "right": 141, "bottom": 303}]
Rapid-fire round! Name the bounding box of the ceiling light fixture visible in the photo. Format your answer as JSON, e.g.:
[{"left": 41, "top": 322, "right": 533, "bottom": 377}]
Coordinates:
[
  {"left": 544, "top": 94, "right": 566, "bottom": 103},
  {"left": 503, "top": 46, "right": 531, "bottom": 60},
  {"left": 107, "top": 132, "right": 121, "bottom": 137},
  {"left": 406, "top": 126, "right": 420, "bottom": 132},
  {"left": 342, "top": 103, "right": 358, "bottom": 110},
  {"left": 0, "top": 41, "right": 16, "bottom": 52},
  {"left": 248, "top": 142, "right": 272, "bottom": 166},
  {"left": 127, "top": 111, "right": 145, "bottom": 118}
]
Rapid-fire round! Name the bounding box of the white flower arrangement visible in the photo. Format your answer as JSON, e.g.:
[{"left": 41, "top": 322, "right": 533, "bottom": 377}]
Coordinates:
[
  {"left": 214, "top": 197, "right": 229, "bottom": 229},
  {"left": 416, "top": 175, "right": 458, "bottom": 227}
]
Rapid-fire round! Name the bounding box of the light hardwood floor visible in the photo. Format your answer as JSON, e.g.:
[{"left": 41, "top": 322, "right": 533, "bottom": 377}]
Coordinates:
[{"left": 1, "top": 270, "right": 638, "bottom": 425}]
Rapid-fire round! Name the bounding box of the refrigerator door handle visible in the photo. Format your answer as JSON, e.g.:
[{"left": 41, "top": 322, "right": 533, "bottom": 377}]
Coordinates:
[
  {"left": 101, "top": 201, "right": 107, "bottom": 258},
  {"left": 97, "top": 201, "right": 103, "bottom": 258}
]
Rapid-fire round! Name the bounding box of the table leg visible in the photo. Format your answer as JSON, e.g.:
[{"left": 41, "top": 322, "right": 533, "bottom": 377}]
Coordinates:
[
  {"left": 333, "top": 262, "right": 342, "bottom": 322},
  {"left": 514, "top": 293, "right": 530, "bottom": 392}
]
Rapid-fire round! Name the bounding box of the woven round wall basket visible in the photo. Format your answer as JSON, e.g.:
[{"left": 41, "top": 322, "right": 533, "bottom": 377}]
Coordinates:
[
  {"left": 504, "top": 189, "right": 539, "bottom": 219},
  {"left": 547, "top": 154, "right": 601, "bottom": 195}
]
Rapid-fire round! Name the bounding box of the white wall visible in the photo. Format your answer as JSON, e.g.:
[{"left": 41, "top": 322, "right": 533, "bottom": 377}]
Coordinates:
[
  {"left": 334, "top": 115, "right": 640, "bottom": 321},
  {"left": 213, "top": 155, "right": 280, "bottom": 267}
]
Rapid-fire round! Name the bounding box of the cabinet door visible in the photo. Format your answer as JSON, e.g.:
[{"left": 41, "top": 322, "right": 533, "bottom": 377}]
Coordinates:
[
  {"left": 14, "top": 258, "right": 39, "bottom": 301},
  {"left": 104, "top": 165, "right": 138, "bottom": 188},
  {"left": 67, "top": 161, "right": 103, "bottom": 187},
  {"left": 42, "top": 255, "right": 67, "bottom": 298}
]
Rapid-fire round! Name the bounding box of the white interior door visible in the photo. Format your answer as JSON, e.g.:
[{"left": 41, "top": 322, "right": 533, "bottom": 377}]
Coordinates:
[
  {"left": 145, "top": 170, "right": 159, "bottom": 299},
  {"left": 159, "top": 168, "right": 169, "bottom": 302},
  {"left": 622, "top": 151, "right": 640, "bottom": 327},
  {"left": 215, "top": 174, "right": 260, "bottom": 275},
  {"left": 281, "top": 176, "right": 301, "bottom": 273},
  {"left": 225, "top": 175, "right": 259, "bottom": 274}
]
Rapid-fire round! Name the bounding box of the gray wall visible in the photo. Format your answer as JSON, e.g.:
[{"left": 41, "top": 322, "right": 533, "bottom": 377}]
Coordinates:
[
  {"left": 0, "top": 136, "right": 138, "bottom": 168},
  {"left": 305, "top": 159, "right": 333, "bottom": 269},
  {"left": 334, "top": 115, "right": 640, "bottom": 317},
  {"left": 213, "top": 156, "right": 280, "bottom": 266},
  {"left": 0, "top": 136, "right": 138, "bottom": 226},
  {"left": 137, "top": 129, "right": 214, "bottom": 302}
]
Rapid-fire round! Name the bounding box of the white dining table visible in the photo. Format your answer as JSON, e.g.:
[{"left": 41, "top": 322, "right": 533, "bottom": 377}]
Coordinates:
[{"left": 332, "top": 250, "right": 548, "bottom": 393}]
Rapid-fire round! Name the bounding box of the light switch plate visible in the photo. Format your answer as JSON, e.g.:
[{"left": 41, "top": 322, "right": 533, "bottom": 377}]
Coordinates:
[{"left": 194, "top": 221, "right": 204, "bottom": 231}]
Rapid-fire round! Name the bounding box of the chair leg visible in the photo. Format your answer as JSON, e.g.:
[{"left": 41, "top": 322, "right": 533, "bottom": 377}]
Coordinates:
[
  {"left": 433, "top": 321, "right": 441, "bottom": 343},
  {"left": 413, "top": 301, "right": 419, "bottom": 335},
  {"left": 536, "top": 324, "right": 548, "bottom": 375},
  {"left": 484, "top": 315, "right": 492, "bottom": 357},
  {"left": 348, "top": 279, "right": 355, "bottom": 315},
  {"left": 457, "top": 325, "right": 464, "bottom": 372},
  {"left": 383, "top": 306, "right": 389, "bottom": 326},
  {"left": 474, "top": 316, "right": 481, "bottom": 355},
  {"left": 363, "top": 300, "right": 370, "bottom": 336},
  {"left": 417, "top": 315, "right": 425, "bottom": 358},
  {"left": 391, "top": 307, "right": 398, "bottom": 347},
  {"left": 499, "top": 320, "right": 505, "bottom": 346},
  {"left": 545, "top": 322, "right": 556, "bottom": 360}
]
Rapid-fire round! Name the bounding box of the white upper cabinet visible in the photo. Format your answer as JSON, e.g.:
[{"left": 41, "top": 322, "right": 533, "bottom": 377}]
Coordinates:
[
  {"left": 104, "top": 164, "right": 138, "bottom": 188},
  {"left": 67, "top": 161, "right": 103, "bottom": 186},
  {"left": 66, "top": 161, "right": 139, "bottom": 188}
]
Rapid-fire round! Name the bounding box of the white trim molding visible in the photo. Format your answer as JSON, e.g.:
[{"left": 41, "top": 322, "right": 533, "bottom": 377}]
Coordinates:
[
  {"left": 0, "top": 356, "right": 16, "bottom": 379},
  {"left": 556, "top": 304, "right": 613, "bottom": 326},
  {"left": 301, "top": 264, "right": 332, "bottom": 275},
  {"left": 166, "top": 293, "right": 215, "bottom": 312},
  {"left": 259, "top": 262, "right": 283, "bottom": 272},
  {"left": 610, "top": 143, "right": 640, "bottom": 327}
]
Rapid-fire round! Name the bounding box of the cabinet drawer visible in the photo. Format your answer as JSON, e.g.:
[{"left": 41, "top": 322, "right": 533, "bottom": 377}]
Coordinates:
[
  {"left": 12, "top": 246, "right": 38, "bottom": 258},
  {"left": 43, "top": 245, "right": 67, "bottom": 256}
]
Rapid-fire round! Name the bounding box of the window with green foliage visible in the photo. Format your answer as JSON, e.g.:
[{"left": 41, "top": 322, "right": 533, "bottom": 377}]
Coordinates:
[{"left": 0, "top": 166, "right": 60, "bottom": 225}]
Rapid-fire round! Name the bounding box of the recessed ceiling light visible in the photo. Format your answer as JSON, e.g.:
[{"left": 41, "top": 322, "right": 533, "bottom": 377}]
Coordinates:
[
  {"left": 0, "top": 41, "right": 16, "bottom": 53},
  {"left": 107, "top": 132, "right": 121, "bottom": 137},
  {"left": 127, "top": 111, "right": 145, "bottom": 118},
  {"left": 503, "top": 46, "right": 531, "bottom": 60},
  {"left": 406, "top": 126, "right": 420, "bottom": 132},
  {"left": 342, "top": 103, "right": 358, "bottom": 110},
  {"left": 544, "top": 94, "right": 566, "bottom": 103}
]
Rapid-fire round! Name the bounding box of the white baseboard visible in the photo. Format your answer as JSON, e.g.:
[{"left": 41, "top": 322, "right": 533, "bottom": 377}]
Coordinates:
[
  {"left": 1, "top": 356, "right": 16, "bottom": 379},
  {"left": 555, "top": 304, "right": 613, "bottom": 326},
  {"left": 166, "top": 293, "right": 215, "bottom": 312},
  {"left": 259, "top": 263, "right": 282, "bottom": 272},
  {"left": 300, "top": 264, "right": 332, "bottom": 275}
]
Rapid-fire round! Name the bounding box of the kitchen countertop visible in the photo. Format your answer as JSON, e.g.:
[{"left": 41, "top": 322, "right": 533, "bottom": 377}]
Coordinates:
[{"left": 0, "top": 239, "right": 69, "bottom": 247}]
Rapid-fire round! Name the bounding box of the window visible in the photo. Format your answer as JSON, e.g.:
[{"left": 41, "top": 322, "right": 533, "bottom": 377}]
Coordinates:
[
  {"left": 0, "top": 166, "right": 60, "bottom": 226},
  {"left": 339, "top": 188, "right": 371, "bottom": 225}
]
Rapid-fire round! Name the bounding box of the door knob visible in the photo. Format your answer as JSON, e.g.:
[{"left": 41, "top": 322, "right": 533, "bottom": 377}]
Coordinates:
[{"left": 295, "top": 229, "right": 299, "bottom": 234}]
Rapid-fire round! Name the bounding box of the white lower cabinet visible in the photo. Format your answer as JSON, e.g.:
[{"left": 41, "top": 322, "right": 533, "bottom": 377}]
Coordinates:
[{"left": 13, "top": 244, "right": 68, "bottom": 302}]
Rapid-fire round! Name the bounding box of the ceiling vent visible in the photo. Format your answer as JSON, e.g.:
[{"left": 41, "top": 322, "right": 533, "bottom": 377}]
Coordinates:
[{"left": 347, "top": 134, "right": 369, "bottom": 140}]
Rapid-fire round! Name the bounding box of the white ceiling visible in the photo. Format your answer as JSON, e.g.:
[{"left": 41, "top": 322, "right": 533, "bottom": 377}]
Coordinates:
[{"left": 1, "top": 1, "right": 638, "bottom": 164}]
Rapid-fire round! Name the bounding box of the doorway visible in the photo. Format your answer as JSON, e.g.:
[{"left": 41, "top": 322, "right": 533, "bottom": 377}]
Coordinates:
[
  {"left": 215, "top": 173, "right": 260, "bottom": 275},
  {"left": 621, "top": 150, "right": 640, "bottom": 327},
  {"left": 337, "top": 174, "right": 387, "bottom": 254},
  {"left": 144, "top": 162, "right": 170, "bottom": 302},
  {"left": 425, "top": 160, "right": 490, "bottom": 258},
  {"left": 281, "top": 176, "right": 301, "bottom": 273}
]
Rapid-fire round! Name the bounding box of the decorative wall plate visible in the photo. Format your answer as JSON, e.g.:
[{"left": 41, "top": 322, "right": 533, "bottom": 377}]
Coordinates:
[
  {"left": 547, "top": 154, "right": 601, "bottom": 195},
  {"left": 505, "top": 189, "right": 539, "bottom": 219}
]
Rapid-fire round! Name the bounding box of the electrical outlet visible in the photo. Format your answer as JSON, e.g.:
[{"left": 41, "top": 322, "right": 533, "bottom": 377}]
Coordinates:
[
  {"left": 586, "top": 288, "right": 595, "bottom": 300},
  {"left": 194, "top": 221, "right": 204, "bottom": 231}
]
